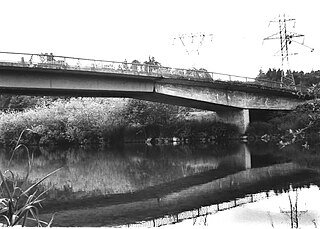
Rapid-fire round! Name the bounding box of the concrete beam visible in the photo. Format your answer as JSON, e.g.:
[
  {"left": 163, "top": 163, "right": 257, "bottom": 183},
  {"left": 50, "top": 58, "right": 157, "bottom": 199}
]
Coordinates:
[
  {"left": 0, "top": 67, "right": 155, "bottom": 94},
  {"left": 0, "top": 66, "right": 305, "bottom": 112},
  {"left": 154, "top": 82, "right": 304, "bottom": 110}
]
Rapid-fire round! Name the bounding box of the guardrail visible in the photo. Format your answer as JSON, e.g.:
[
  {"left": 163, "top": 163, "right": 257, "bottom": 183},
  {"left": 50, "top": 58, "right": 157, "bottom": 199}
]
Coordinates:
[{"left": 0, "top": 51, "right": 304, "bottom": 92}]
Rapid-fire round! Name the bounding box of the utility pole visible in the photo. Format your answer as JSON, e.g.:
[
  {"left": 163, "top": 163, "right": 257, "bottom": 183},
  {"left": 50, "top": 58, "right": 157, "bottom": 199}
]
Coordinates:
[{"left": 264, "top": 14, "right": 314, "bottom": 89}]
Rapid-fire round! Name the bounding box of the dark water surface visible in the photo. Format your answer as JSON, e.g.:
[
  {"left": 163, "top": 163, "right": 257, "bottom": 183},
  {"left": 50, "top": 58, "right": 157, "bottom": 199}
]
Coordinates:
[{"left": 1, "top": 142, "right": 319, "bottom": 227}]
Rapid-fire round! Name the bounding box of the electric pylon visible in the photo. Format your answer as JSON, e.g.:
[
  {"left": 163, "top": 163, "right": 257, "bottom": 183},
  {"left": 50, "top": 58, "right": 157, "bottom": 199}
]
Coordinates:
[
  {"left": 172, "top": 33, "right": 213, "bottom": 68},
  {"left": 173, "top": 33, "right": 213, "bottom": 55},
  {"left": 263, "top": 14, "right": 314, "bottom": 89}
]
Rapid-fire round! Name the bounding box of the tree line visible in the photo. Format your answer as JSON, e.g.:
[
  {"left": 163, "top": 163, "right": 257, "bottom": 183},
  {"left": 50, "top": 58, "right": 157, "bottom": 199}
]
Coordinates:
[{"left": 256, "top": 68, "right": 320, "bottom": 87}]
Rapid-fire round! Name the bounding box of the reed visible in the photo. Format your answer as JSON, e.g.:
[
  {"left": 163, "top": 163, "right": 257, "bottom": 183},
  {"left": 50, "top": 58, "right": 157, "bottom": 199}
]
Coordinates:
[{"left": 0, "top": 128, "right": 61, "bottom": 226}]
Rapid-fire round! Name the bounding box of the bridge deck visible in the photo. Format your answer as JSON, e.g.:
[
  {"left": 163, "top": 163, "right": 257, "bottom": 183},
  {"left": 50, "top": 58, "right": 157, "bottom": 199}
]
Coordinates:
[{"left": 0, "top": 51, "right": 306, "bottom": 94}]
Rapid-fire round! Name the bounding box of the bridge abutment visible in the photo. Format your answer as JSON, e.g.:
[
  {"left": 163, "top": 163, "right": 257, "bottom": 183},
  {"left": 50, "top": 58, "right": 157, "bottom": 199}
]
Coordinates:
[{"left": 216, "top": 109, "right": 250, "bottom": 134}]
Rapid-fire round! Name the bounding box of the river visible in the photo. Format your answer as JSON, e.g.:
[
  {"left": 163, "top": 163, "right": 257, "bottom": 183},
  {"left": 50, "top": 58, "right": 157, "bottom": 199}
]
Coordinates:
[{"left": 1, "top": 141, "right": 319, "bottom": 227}]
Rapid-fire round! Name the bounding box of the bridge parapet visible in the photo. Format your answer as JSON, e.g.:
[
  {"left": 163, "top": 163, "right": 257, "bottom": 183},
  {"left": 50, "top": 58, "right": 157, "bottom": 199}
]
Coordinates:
[{"left": 0, "top": 51, "right": 305, "bottom": 93}]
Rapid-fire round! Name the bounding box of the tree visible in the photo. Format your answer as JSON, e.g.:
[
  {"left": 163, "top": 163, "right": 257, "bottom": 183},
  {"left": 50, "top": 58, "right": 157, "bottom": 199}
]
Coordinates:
[
  {"left": 123, "top": 99, "right": 178, "bottom": 127},
  {"left": 256, "top": 69, "right": 320, "bottom": 88},
  {"left": 0, "top": 95, "right": 69, "bottom": 111},
  {"left": 256, "top": 68, "right": 282, "bottom": 82},
  {"left": 301, "top": 70, "right": 320, "bottom": 87}
]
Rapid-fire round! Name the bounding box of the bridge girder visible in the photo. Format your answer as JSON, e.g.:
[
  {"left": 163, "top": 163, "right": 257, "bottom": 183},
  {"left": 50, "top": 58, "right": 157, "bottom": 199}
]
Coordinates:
[{"left": 0, "top": 66, "right": 307, "bottom": 133}]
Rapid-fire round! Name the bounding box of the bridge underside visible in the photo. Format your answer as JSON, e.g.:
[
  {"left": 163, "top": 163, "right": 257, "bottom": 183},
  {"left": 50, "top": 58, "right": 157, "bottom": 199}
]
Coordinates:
[
  {"left": 0, "top": 87, "right": 257, "bottom": 134},
  {"left": 0, "top": 66, "right": 306, "bottom": 134}
]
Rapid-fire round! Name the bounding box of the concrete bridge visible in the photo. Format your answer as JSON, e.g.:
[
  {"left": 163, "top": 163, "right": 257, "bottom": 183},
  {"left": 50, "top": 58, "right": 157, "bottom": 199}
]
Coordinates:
[{"left": 0, "top": 52, "right": 308, "bottom": 133}]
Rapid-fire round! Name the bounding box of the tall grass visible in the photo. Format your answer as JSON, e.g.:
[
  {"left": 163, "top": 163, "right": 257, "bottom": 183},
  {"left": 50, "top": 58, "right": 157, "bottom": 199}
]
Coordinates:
[{"left": 0, "top": 129, "right": 61, "bottom": 226}]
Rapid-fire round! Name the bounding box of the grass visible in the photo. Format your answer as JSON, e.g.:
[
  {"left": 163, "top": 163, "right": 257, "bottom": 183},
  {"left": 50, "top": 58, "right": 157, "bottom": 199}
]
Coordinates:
[{"left": 0, "top": 128, "right": 61, "bottom": 226}]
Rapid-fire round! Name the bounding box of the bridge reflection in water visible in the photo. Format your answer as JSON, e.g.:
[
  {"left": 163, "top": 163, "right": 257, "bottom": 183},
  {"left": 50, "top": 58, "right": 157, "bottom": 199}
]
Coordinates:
[
  {"left": 4, "top": 143, "right": 310, "bottom": 227},
  {"left": 130, "top": 185, "right": 319, "bottom": 228}
]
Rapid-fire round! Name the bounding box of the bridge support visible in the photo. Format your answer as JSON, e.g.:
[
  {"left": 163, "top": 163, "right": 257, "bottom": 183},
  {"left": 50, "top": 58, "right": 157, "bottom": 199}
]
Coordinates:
[{"left": 216, "top": 109, "right": 250, "bottom": 134}]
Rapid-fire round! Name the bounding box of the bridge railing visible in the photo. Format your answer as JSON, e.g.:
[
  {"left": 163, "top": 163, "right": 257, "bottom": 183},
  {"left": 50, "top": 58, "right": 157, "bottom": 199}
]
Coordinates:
[
  {"left": 0, "top": 51, "right": 304, "bottom": 92},
  {"left": 127, "top": 190, "right": 279, "bottom": 227}
]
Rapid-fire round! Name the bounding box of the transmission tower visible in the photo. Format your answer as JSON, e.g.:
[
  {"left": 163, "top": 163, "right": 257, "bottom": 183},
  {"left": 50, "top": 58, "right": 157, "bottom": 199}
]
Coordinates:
[
  {"left": 173, "top": 33, "right": 213, "bottom": 55},
  {"left": 263, "top": 14, "right": 314, "bottom": 89},
  {"left": 172, "top": 33, "right": 213, "bottom": 67}
]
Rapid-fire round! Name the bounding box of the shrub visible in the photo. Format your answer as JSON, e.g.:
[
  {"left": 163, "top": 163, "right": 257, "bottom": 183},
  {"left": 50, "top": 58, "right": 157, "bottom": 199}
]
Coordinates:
[
  {"left": 0, "top": 98, "right": 126, "bottom": 146},
  {"left": 0, "top": 97, "right": 240, "bottom": 146},
  {"left": 246, "top": 121, "right": 274, "bottom": 136}
]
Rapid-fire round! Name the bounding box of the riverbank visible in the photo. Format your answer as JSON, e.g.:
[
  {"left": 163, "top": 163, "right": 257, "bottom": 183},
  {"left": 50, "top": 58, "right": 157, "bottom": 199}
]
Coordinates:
[
  {"left": 0, "top": 97, "right": 240, "bottom": 147},
  {"left": 246, "top": 99, "right": 320, "bottom": 152}
]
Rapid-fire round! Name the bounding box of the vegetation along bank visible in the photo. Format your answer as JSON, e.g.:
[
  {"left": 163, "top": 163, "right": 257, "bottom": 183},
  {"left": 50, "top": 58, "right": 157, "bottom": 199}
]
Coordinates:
[
  {"left": 0, "top": 96, "right": 239, "bottom": 147},
  {"left": 1, "top": 68, "right": 320, "bottom": 148},
  {"left": 247, "top": 69, "right": 320, "bottom": 152}
]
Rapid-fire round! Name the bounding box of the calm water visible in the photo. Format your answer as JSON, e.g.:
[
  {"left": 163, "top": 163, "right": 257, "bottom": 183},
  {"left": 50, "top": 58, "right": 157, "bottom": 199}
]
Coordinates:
[{"left": 1, "top": 142, "right": 319, "bottom": 227}]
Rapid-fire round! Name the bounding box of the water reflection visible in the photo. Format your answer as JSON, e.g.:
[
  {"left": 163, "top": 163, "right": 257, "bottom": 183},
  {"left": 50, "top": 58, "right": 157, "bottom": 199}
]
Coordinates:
[
  {"left": 0, "top": 143, "right": 250, "bottom": 202},
  {"left": 132, "top": 185, "right": 320, "bottom": 229},
  {"left": 1, "top": 142, "right": 318, "bottom": 227}
]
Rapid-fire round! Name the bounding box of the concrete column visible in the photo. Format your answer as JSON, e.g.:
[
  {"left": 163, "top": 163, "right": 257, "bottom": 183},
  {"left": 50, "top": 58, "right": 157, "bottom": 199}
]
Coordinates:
[{"left": 216, "top": 109, "right": 250, "bottom": 134}]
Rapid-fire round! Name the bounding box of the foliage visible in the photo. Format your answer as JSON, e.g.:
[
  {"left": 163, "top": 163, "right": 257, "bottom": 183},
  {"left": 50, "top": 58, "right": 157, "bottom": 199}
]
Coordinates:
[
  {"left": 251, "top": 99, "right": 320, "bottom": 150},
  {"left": 270, "top": 112, "right": 311, "bottom": 133},
  {"left": 122, "top": 99, "right": 188, "bottom": 127},
  {"left": 0, "top": 96, "right": 240, "bottom": 146},
  {"left": 0, "top": 97, "right": 195, "bottom": 145},
  {"left": 306, "top": 83, "right": 320, "bottom": 98},
  {"left": 256, "top": 68, "right": 283, "bottom": 82},
  {"left": 250, "top": 68, "right": 320, "bottom": 145},
  {"left": 163, "top": 120, "right": 239, "bottom": 141},
  {"left": 301, "top": 70, "right": 320, "bottom": 87},
  {"left": 0, "top": 129, "right": 61, "bottom": 226},
  {"left": 0, "top": 98, "right": 126, "bottom": 146},
  {"left": 119, "top": 99, "right": 237, "bottom": 141},
  {"left": 257, "top": 68, "right": 320, "bottom": 88},
  {"left": 0, "top": 95, "right": 67, "bottom": 111},
  {"left": 246, "top": 121, "right": 274, "bottom": 136}
]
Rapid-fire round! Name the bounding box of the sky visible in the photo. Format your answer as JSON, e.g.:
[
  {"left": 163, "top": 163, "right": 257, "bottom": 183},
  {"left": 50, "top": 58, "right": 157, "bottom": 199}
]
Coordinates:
[
  {"left": 121, "top": 185, "right": 320, "bottom": 228},
  {"left": 170, "top": 186, "right": 320, "bottom": 229},
  {"left": 0, "top": 0, "right": 319, "bottom": 78}
]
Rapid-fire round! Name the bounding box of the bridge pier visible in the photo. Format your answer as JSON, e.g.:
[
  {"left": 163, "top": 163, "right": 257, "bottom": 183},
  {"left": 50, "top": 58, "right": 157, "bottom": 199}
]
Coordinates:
[{"left": 216, "top": 109, "right": 250, "bottom": 134}]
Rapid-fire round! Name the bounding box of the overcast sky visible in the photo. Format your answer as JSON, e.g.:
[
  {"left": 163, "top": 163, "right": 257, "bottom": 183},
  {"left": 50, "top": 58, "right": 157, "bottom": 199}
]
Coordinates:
[{"left": 0, "top": 0, "right": 319, "bottom": 78}]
